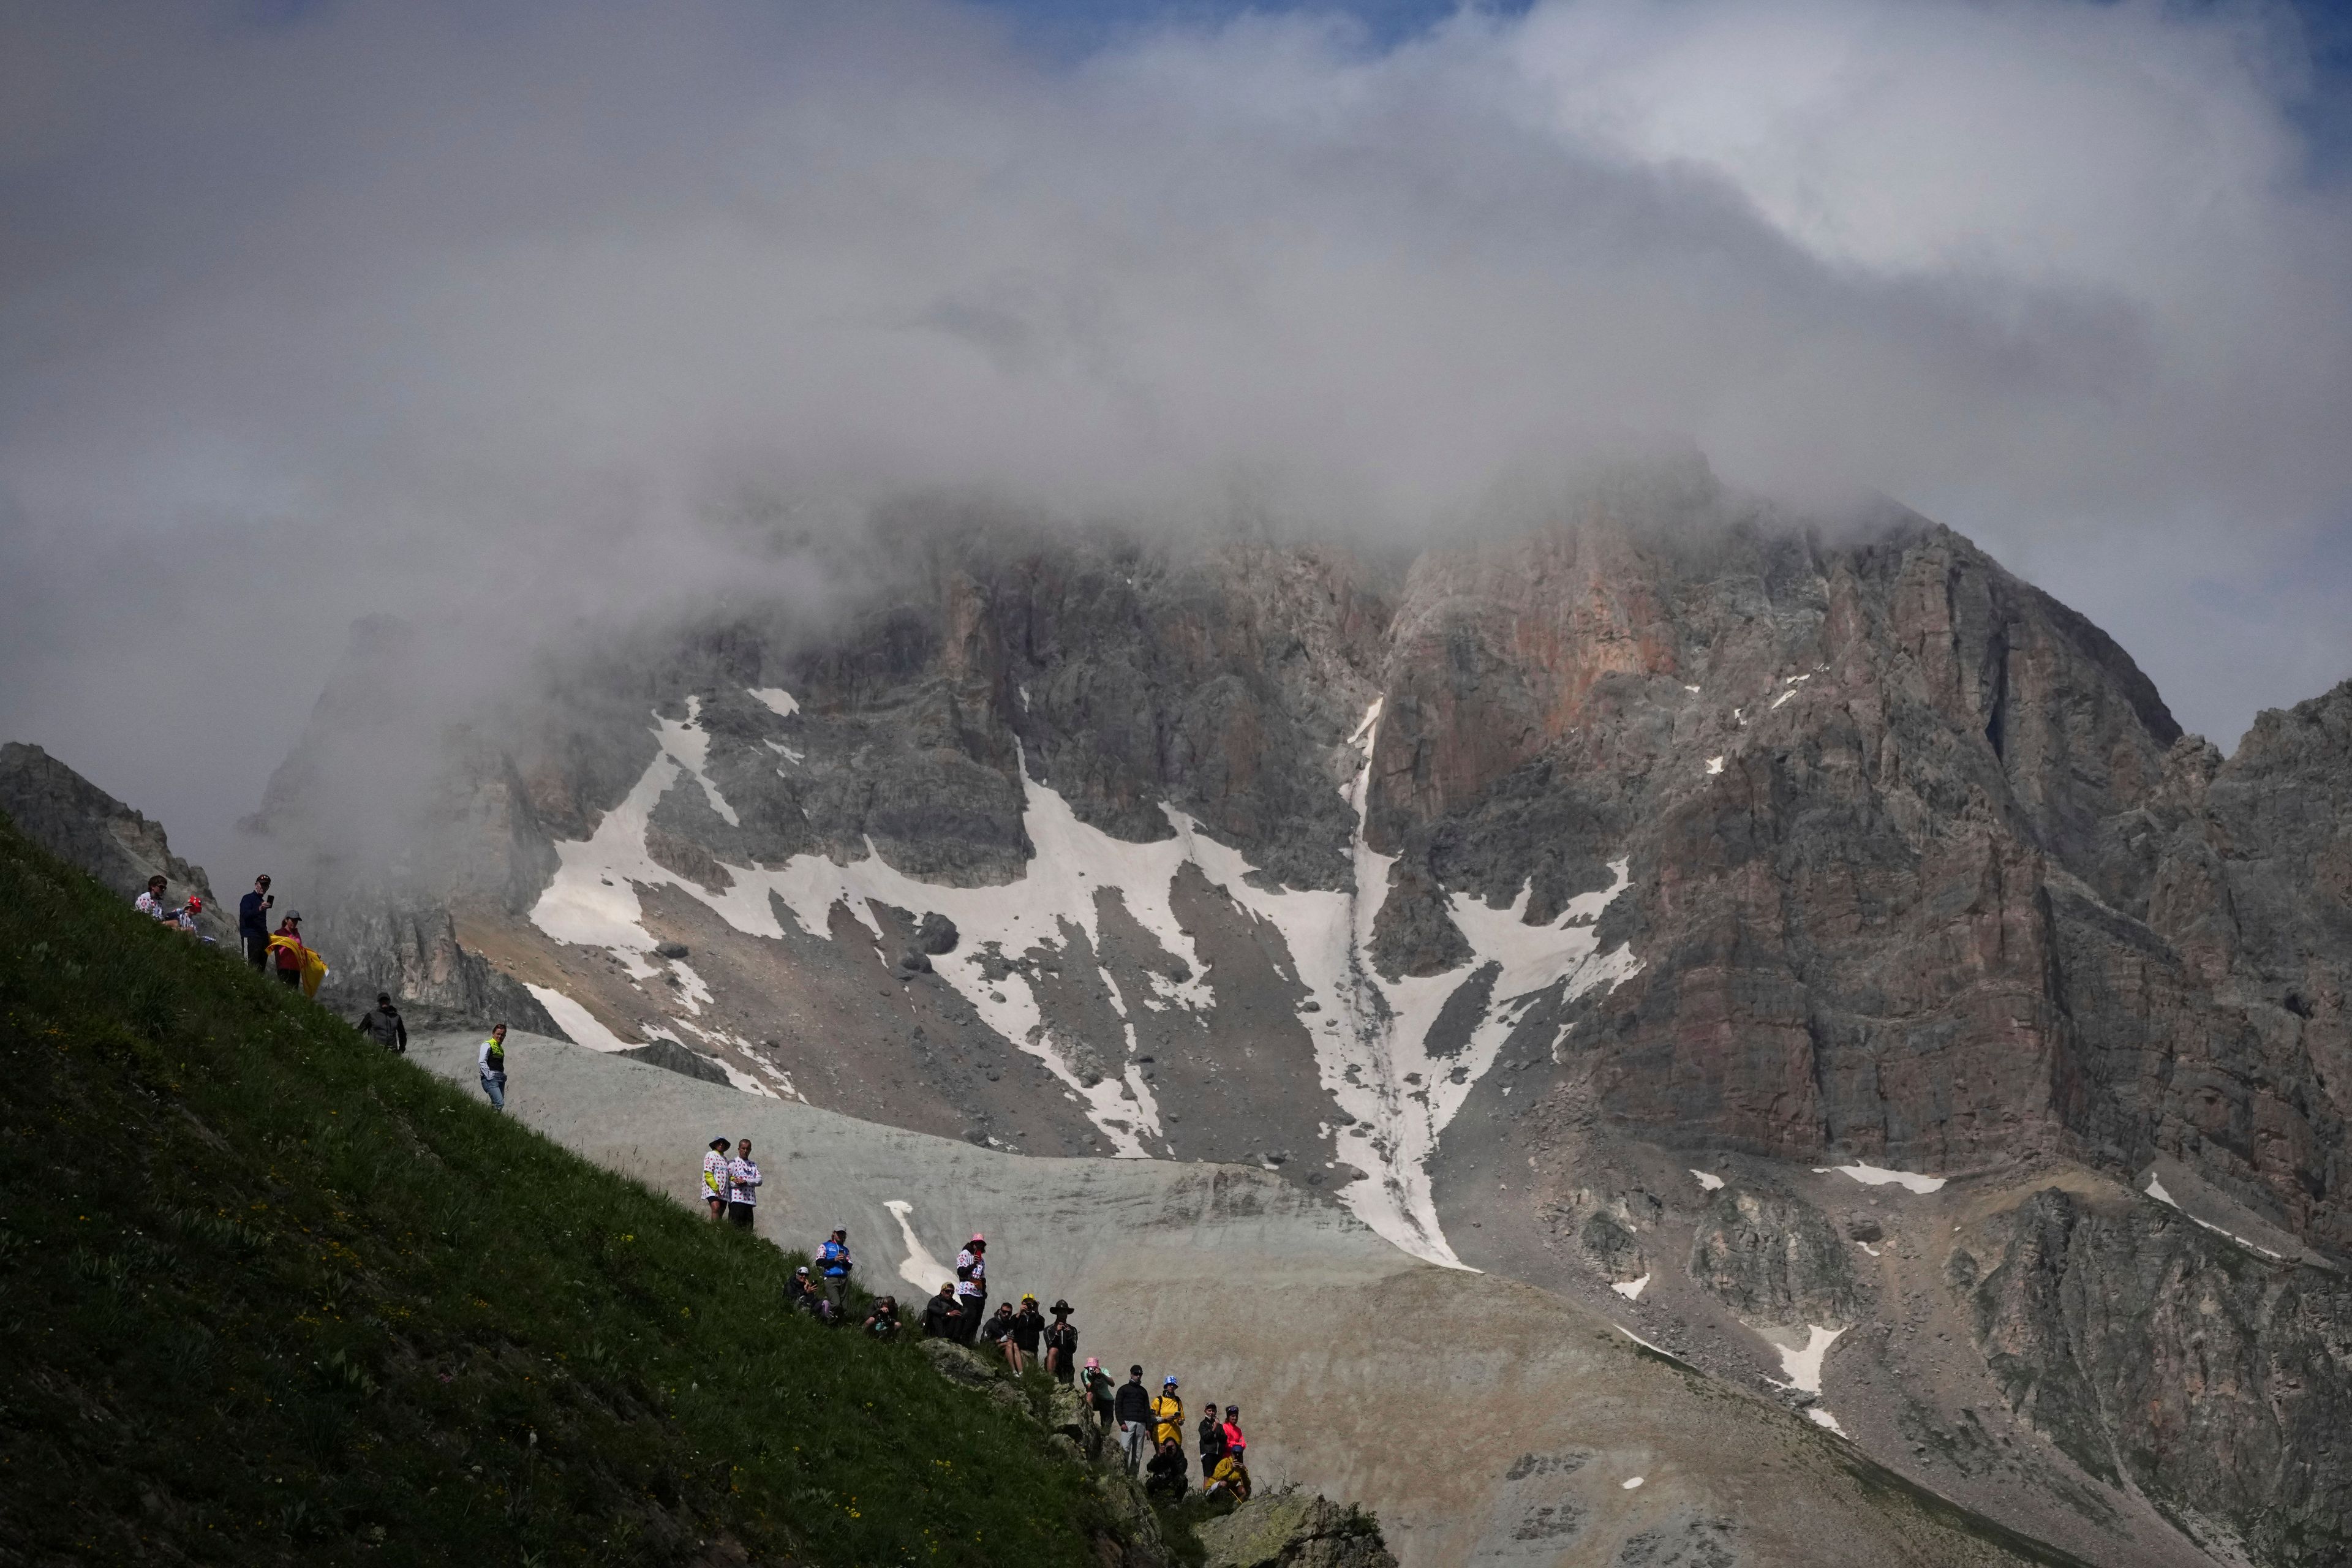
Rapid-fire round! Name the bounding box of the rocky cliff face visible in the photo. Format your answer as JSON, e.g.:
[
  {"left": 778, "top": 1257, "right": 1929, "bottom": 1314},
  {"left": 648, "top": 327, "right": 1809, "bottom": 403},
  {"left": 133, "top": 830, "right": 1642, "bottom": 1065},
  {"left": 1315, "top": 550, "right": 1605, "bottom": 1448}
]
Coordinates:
[
  {"left": 1966, "top": 1185, "right": 2352, "bottom": 1567},
  {"left": 238, "top": 462, "right": 2352, "bottom": 1566},
  {"left": 0, "top": 742, "right": 235, "bottom": 943}
]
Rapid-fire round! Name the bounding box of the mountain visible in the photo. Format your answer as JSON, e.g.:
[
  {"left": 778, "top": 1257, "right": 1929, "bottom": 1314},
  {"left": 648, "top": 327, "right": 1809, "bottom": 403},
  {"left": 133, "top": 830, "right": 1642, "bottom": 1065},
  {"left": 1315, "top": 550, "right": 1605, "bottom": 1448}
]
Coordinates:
[
  {"left": 0, "top": 740, "right": 236, "bottom": 943},
  {"left": 225, "top": 462, "right": 2352, "bottom": 1566}
]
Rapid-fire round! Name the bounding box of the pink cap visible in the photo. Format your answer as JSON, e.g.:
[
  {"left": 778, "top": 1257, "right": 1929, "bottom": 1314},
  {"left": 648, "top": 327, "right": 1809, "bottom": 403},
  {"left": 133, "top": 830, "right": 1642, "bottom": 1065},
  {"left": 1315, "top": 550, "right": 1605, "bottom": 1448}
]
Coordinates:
[
  {"left": 1085, "top": 1357, "right": 1099, "bottom": 1369},
  {"left": 970, "top": 1232, "right": 985, "bottom": 1243}
]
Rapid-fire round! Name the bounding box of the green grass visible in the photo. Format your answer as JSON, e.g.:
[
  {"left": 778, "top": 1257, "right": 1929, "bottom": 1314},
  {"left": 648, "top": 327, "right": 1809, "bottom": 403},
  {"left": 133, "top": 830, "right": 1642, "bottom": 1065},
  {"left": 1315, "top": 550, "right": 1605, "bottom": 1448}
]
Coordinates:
[{"left": 0, "top": 813, "right": 1132, "bottom": 1566}]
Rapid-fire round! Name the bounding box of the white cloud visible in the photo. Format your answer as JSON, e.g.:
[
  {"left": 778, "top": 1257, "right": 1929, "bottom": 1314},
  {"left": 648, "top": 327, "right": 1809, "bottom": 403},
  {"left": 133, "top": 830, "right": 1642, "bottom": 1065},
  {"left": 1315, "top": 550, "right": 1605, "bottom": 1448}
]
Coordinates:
[{"left": 3, "top": 0, "right": 2348, "bottom": 857}]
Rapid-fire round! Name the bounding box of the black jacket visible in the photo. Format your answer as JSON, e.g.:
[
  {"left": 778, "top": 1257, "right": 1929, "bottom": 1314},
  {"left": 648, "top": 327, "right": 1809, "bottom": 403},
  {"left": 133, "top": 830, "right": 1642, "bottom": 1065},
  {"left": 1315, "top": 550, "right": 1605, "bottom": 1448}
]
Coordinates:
[
  {"left": 1113, "top": 1381, "right": 1153, "bottom": 1425},
  {"left": 1199, "top": 1414, "right": 1227, "bottom": 1456},
  {"left": 921, "top": 1294, "right": 963, "bottom": 1339},
  {"left": 238, "top": 891, "right": 270, "bottom": 938},
  {"left": 1009, "top": 1307, "right": 1045, "bottom": 1352}
]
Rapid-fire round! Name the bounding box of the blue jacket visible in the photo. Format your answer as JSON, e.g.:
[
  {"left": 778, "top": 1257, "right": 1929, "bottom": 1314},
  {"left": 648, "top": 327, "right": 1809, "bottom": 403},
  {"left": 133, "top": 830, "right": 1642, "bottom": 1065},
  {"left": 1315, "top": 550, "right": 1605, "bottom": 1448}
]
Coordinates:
[{"left": 818, "top": 1238, "right": 852, "bottom": 1278}]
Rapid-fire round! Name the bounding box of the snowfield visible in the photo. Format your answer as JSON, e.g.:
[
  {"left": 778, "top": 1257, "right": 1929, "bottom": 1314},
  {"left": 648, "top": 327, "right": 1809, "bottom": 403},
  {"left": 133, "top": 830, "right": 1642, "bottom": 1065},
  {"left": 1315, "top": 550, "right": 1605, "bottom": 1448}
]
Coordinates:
[{"left": 527, "top": 692, "right": 1643, "bottom": 1268}]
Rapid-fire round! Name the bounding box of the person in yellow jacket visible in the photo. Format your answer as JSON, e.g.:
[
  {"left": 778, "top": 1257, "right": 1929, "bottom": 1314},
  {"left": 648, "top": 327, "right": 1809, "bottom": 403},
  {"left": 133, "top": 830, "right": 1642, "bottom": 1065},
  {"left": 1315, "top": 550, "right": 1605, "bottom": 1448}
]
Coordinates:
[
  {"left": 266, "top": 914, "right": 323, "bottom": 995},
  {"left": 1204, "top": 1449, "right": 1251, "bottom": 1502},
  {"left": 1151, "top": 1376, "right": 1184, "bottom": 1449}
]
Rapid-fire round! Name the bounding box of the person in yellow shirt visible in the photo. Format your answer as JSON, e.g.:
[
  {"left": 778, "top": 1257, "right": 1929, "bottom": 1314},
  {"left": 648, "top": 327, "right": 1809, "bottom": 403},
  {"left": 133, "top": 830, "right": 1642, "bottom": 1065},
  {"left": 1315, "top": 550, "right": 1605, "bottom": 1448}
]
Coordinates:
[{"left": 1151, "top": 1376, "right": 1184, "bottom": 1449}]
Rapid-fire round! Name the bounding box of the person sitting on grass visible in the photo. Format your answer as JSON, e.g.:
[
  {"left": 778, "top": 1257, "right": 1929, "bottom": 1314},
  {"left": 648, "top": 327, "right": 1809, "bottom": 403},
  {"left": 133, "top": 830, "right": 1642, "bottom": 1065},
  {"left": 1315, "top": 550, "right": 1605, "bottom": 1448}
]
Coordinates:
[
  {"left": 862, "top": 1295, "right": 902, "bottom": 1340},
  {"left": 981, "top": 1301, "right": 1020, "bottom": 1370},
  {"left": 921, "top": 1281, "right": 965, "bottom": 1340},
  {"left": 785, "top": 1265, "right": 821, "bottom": 1316}
]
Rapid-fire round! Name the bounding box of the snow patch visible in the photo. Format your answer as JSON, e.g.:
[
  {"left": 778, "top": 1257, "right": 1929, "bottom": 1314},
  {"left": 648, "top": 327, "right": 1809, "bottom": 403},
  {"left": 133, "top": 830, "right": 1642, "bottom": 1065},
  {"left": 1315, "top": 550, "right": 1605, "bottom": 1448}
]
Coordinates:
[
  {"left": 529, "top": 702, "right": 1640, "bottom": 1265},
  {"left": 668, "top": 960, "right": 713, "bottom": 1016},
  {"left": 2144, "top": 1172, "right": 2288, "bottom": 1259},
  {"left": 526, "top": 985, "right": 636, "bottom": 1052},
  {"left": 748, "top": 687, "right": 799, "bottom": 718},
  {"left": 1689, "top": 1169, "right": 1724, "bottom": 1191},
  {"left": 883, "top": 1200, "right": 954, "bottom": 1294},
  {"left": 1805, "top": 1408, "right": 1847, "bottom": 1436},
  {"left": 1770, "top": 688, "right": 1796, "bottom": 710},
  {"left": 1817, "top": 1164, "right": 1945, "bottom": 1194},
  {"left": 1705, "top": 756, "right": 1724, "bottom": 775},
  {"left": 1768, "top": 1325, "right": 1843, "bottom": 1394},
  {"left": 1611, "top": 1273, "right": 1650, "bottom": 1301},
  {"left": 1621, "top": 1476, "right": 1645, "bottom": 1490}
]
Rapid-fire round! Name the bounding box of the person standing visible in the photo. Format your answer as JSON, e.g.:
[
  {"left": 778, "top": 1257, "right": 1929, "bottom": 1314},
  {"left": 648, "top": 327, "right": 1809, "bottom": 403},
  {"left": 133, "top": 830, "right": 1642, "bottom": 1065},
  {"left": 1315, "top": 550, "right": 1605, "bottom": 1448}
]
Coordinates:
[
  {"left": 1113, "top": 1365, "right": 1153, "bottom": 1476},
  {"left": 1198, "top": 1400, "right": 1228, "bottom": 1482},
  {"left": 1009, "top": 1294, "right": 1045, "bottom": 1374},
  {"left": 702, "top": 1138, "right": 731, "bottom": 1220},
  {"left": 1042, "top": 1300, "right": 1079, "bottom": 1385},
  {"left": 356, "top": 992, "right": 407, "bottom": 1053},
  {"left": 1151, "top": 1376, "right": 1185, "bottom": 1455},
  {"left": 477, "top": 1023, "right": 509, "bottom": 1110},
  {"left": 268, "top": 914, "right": 311, "bottom": 990},
  {"left": 1082, "top": 1357, "right": 1116, "bottom": 1429},
  {"left": 1220, "top": 1406, "right": 1247, "bottom": 1474},
  {"left": 726, "top": 1139, "right": 761, "bottom": 1230},
  {"left": 953, "top": 1234, "right": 987, "bottom": 1344},
  {"left": 817, "top": 1227, "right": 854, "bottom": 1313},
  {"left": 238, "top": 875, "right": 274, "bottom": 971}
]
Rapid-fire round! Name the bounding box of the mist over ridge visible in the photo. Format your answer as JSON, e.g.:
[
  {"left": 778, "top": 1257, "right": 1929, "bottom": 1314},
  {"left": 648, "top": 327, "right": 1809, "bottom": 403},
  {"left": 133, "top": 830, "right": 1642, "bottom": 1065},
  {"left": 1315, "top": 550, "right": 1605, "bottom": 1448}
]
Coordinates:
[{"left": 4, "top": 0, "right": 2351, "bottom": 875}]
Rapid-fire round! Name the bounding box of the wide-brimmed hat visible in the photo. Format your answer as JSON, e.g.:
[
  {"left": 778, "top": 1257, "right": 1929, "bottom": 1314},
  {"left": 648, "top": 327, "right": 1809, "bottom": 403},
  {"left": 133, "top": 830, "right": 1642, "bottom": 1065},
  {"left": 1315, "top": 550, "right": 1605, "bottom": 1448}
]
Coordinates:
[{"left": 1050, "top": 1298, "right": 1072, "bottom": 1314}]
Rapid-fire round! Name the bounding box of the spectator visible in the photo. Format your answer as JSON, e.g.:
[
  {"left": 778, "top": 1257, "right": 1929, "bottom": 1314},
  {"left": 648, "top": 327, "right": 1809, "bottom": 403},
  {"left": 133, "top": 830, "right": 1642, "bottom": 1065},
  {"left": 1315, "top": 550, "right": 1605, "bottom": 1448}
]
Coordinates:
[
  {"left": 1151, "top": 1376, "right": 1185, "bottom": 1451},
  {"left": 702, "top": 1138, "right": 731, "bottom": 1221},
  {"left": 1082, "top": 1358, "right": 1116, "bottom": 1430},
  {"left": 237, "top": 875, "right": 274, "bottom": 971},
  {"left": 1221, "top": 1406, "right": 1247, "bottom": 1471},
  {"left": 1198, "top": 1401, "right": 1228, "bottom": 1481},
  {"left": 134, "top": 875, "right": 175, "bottom": 924},
  {"left": 786, "top": 1266, "right": 821, "bottom": 1316},
  {"left": 1145, "top": 1437, "right": 1189, "bottom": 1501},
  {"left": 726, "top": 1139, "right": 761, "bottom": 1231},
  {"left": 1113, "top": 1365, "right": 1153, "bottom": 1476},
  {"left": 953, "top": 1234, "right": 987, "bottom": 1345},
  {"left": 1042, "top": 1298, "right": 1079, "bottom": 1385},
  {"left": 268, "top": 914, "right": 311, "bottom": 991},
  {"left": 356, "top": 992, "right": 407, "bottom": 1053},
  {"left": 1009, "top": 1294, "right": 1045, "bottom": 1374},
  {"left": 981, "top": 1302, "right": 1018, "bottom": 1368},
  {"left": 921, "top": 1281, "right": 965, "bottom": 1340},
  {"left": 862, "top": 1295, "right": 902, "bottom": 1340},
  {"left": 817, "top": 1227, "right": 854, "bottom": 1313}
]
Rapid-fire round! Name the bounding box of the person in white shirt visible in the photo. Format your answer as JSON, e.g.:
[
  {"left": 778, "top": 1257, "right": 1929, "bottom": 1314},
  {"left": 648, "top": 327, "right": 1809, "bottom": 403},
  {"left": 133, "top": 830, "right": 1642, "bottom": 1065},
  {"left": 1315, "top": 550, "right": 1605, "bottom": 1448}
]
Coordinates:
[
  {"left": 953, "top": 1234, "right": 987, "bottom": 1344},
  {"left": 701, "top": 1137, "right": 731, "bottom": 1221},
  {"left": 726, "top": 1138, "right": 761, "bottom": 1231},
  {"left": 477, "top": 1023, "right": 508, "bottom": 1111}
]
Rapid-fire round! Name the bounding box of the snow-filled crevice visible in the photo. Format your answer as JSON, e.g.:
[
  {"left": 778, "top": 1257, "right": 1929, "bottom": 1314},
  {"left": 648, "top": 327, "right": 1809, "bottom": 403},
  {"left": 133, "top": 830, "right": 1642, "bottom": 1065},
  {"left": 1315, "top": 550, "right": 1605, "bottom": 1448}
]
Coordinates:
[{"left": 527, "top": 695, "right": 1640, "bottom": 1264}]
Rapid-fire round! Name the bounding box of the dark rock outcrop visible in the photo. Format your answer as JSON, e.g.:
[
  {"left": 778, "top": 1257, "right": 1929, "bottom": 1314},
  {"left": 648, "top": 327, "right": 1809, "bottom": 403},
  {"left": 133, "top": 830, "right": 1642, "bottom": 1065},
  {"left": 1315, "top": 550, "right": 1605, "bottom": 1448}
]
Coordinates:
[
  {"left": 1967, "top": 1185, "right": 2352, "bottom": 1567},
  {"left": 1688, "top": 1186, "right": 1857, "bottom": 1328},
  {"left": 0, "top": 742, "right": 234, "bottom": 941}
]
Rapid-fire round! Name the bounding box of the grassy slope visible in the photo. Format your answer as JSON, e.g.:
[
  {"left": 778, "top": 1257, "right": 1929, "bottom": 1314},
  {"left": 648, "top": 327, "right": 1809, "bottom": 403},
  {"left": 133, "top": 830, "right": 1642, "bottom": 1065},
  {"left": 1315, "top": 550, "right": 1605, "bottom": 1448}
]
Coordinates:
[{"left": 0, "top": 815, "right": 1120, "bottom": 1566}]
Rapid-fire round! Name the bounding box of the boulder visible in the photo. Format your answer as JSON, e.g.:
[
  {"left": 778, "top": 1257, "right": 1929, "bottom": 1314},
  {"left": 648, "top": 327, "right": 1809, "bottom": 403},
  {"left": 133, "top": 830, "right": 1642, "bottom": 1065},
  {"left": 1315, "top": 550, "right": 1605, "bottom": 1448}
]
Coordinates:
[{"left": 1196, "top": 1488, "right": 1397, "bottom": 1568}]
